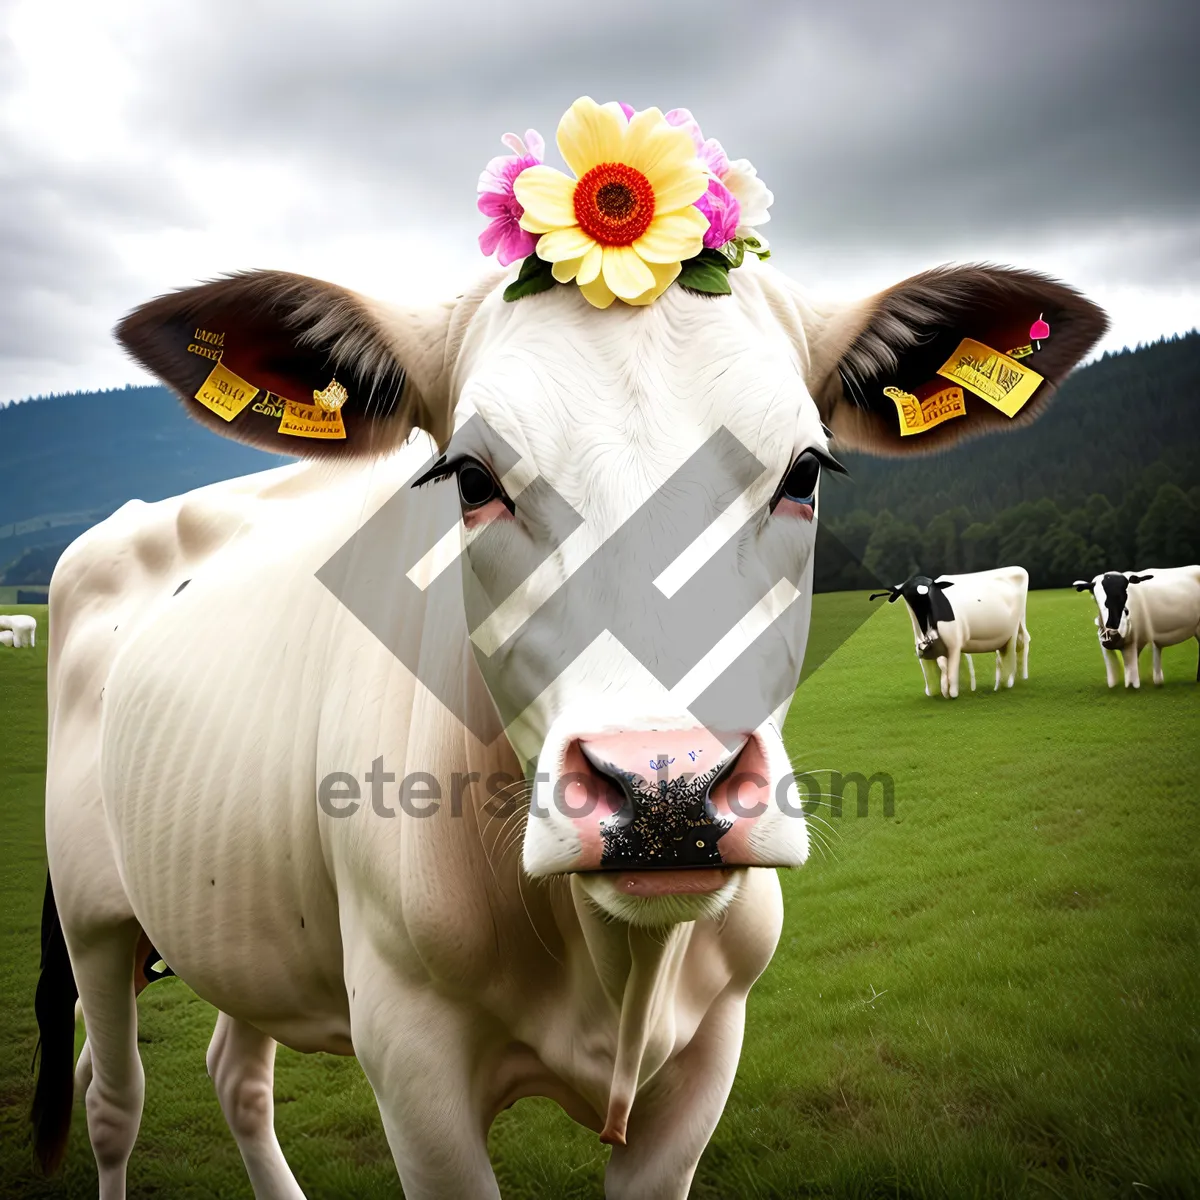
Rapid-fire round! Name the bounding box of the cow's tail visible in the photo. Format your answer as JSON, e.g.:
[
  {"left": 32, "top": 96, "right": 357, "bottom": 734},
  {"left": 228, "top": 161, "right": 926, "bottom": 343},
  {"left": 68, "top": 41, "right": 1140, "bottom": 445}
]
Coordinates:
[{"left": 31, "top": 872, "right": 78, "bottom": 1174}]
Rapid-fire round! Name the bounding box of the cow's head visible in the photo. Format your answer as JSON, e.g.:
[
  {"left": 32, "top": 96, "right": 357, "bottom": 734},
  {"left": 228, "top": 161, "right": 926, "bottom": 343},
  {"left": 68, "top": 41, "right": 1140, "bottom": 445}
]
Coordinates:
[
  {"left": 1074, "top": 572, "right": 1154, "bottom": 648},
  {"left": 871, "top": 574, "right": 955, "bottom": 655},
  {"left": 118, "top": 257, "right": 1104, "bottom": 925}
]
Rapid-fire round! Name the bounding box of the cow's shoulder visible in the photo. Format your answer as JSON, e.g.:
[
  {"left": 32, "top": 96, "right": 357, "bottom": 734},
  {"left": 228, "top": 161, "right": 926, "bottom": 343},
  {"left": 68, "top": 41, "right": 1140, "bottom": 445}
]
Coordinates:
[
  {"left": 51, "top": 462, "right": 307, "bottom": 634},
  {"left": 47, "top": 462, "right": 318, "bottom": 709}
]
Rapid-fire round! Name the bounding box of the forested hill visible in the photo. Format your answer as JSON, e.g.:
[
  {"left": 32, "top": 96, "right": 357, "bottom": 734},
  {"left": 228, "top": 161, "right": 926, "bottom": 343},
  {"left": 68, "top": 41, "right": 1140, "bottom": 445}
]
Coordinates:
[
  {"left": 819, "top": 331, "right": 1200, "bottom": 590},
  {"left": 1, "top": 332, "right": 1198, "bottom": 589}
]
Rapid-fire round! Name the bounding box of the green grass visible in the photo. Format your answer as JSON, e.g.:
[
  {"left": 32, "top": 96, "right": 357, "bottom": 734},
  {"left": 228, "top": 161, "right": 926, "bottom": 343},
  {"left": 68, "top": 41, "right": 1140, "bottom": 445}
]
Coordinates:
[{"left": 1, "top": 594, "right": 1197, "bottom": 1198}]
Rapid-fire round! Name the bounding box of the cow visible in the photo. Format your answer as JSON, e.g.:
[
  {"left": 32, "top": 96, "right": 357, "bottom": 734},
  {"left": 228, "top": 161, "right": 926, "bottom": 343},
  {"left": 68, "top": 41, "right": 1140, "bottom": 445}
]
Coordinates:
[
  {"left": 870, "top": 567, "right": 1031, "bottom": 699},
  {"left": 1073, "top": 567, "right": 1200, "bottom": 687},
  {"left": 0, "top": 629, "right": 13, "bottom": 647},
  {"left": 31, "top": 257, "right": 1104, "bottom": 1200},
  {"left": 0, "top": 612, "right": 37, "bottom": 647}
]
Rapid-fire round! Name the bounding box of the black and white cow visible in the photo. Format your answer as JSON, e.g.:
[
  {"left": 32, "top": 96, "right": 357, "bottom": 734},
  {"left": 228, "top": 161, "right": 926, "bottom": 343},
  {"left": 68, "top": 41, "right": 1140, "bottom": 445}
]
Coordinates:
[
  {"left": 1073, "top": 567, "right": 1200, "bottom": 687},
  {"left": 871, "top": 567, "right": 1031, "bottom": 698}
]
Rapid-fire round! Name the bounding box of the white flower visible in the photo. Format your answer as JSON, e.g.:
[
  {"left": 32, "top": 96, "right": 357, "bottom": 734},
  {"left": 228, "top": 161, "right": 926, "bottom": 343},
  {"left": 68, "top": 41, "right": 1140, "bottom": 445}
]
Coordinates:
[{"left": 723, "top": 158, "right": 773, "bottom": 246}]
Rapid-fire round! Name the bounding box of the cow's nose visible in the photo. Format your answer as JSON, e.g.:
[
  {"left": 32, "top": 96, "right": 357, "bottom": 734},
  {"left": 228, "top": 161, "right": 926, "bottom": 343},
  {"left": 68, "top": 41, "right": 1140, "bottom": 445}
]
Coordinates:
[{"left": 558, "top": 729, "right": 771, "bottom": 871}]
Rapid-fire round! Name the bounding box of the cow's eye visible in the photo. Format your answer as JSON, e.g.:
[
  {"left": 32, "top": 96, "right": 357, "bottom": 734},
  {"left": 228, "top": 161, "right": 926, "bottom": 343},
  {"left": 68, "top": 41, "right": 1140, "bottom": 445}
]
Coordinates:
[
  {"left": 781, "top": 451, "right": 821, "bottom": 504},
  {"left": 457, "top": 461, "right": 499, "bottom": 509}
]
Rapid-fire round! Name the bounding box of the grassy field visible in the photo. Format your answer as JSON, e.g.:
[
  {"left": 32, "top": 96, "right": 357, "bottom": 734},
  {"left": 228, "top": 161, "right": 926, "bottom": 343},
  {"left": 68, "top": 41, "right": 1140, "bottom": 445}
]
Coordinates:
[{"left": 1, "top": 593, "right": 1197, "bottom": 1198}]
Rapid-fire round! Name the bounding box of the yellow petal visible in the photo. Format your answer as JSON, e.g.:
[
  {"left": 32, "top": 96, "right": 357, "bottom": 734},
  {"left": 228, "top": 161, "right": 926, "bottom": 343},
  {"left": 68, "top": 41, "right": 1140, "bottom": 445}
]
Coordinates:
[
  {"left": 633, "top": 208, "right": 709, "bottom": 263},
  {"left": 557, "top": 96, "right": 625, "bottom": 179},
  {"left": 625, "top": 260, "right": 682, "bottom": 307},
  {"left": 553, "top": 256, "right": 584, "bottom": 283},
  {"left": 622, "top": 111, "right": 701, "bottom": 191},
  {"left": 536, "top": 225, "right": 596, "bottom": 263},
  {"left": 578, "top": 273, "right": 617, "bottom": 309},
  {"left": 648, "top": 162, "right": 710, "bottom": 213},
  {"left": 601, "top": 244, "right": 655, "bottom": 300},
  {"left": 514, "top": 166, "right": 577, "bottom": 233},
  {"left": 577, "top": 242, "right": 603, "bottom": 286}
]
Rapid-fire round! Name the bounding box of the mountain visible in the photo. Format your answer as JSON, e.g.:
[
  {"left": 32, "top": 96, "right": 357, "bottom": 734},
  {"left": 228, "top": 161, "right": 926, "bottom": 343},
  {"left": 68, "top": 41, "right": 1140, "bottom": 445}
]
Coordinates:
[{"left": 1, "top": 333, "right": 1198, "bottom": 589}]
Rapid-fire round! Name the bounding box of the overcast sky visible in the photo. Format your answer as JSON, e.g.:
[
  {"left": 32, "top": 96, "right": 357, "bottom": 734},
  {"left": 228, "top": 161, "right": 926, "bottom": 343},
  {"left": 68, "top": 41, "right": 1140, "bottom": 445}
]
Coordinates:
[{"left": 2, "top": 0, "right": 1197, "bottom": 403}]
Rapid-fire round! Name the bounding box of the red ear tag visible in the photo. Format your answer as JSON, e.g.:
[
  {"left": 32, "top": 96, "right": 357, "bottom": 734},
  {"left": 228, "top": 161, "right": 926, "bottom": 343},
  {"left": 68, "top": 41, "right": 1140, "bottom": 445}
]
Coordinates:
[{"left": 1029, "top": 314, "right": 1050, "bottom": 350}]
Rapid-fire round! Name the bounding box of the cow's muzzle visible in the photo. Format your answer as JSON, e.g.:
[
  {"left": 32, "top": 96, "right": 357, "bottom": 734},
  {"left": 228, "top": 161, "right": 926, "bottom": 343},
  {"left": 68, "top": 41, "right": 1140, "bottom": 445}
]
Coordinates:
[
  {"left": 1099, "top": 627, "right": 1124, "bottom": 649},
  {"left": 523, "top": 725, "right": 809, "bottom": 879}
]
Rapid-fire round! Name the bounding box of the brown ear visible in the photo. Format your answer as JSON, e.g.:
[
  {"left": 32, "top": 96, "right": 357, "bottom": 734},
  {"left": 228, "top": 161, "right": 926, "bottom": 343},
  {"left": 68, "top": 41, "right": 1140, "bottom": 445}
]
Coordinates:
[
  {"left": 115, "top": 270, "right": 474, "bottom": 457},
  {"left": 807, "top": 264, "right": 1108, "bottom": 455}
]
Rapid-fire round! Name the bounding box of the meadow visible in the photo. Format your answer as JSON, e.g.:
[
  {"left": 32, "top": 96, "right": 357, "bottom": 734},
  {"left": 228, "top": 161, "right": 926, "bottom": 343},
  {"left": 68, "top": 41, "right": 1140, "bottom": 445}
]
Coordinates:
[{"left": 1, "top": 592, "right": 1197, "bottom": 1198}]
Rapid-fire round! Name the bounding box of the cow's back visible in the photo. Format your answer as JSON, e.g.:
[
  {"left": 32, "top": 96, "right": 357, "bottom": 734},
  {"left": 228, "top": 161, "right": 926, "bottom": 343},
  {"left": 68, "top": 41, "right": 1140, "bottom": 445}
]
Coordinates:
[
  {"left": 1130, "top": 566, "right": 1200, "bottom": 644},
  {"left": 940, "top": 567, "right": 1027, "bottom": 648}
]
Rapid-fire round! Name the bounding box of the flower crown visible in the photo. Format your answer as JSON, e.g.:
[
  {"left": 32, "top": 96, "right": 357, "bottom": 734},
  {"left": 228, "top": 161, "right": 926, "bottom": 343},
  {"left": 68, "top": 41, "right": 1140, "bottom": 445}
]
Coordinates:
[{"left": 477, "top": 96, "right": 772, "bottom": 309}]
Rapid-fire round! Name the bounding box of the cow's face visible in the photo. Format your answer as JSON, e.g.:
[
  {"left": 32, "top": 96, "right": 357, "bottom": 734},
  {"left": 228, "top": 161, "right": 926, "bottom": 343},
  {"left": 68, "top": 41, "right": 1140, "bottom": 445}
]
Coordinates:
[
  {"left": 871, "top": 575, "right": 955, "bottom": 657},
  {"left": 436, "top": 278, "right": 826, "bottom": 920},
  {"left": 116, "top": 257, "right": 1107, "bottom": 926},
  {"left": 1075, "top": 572, "right": 1154, "bottom": 647}
]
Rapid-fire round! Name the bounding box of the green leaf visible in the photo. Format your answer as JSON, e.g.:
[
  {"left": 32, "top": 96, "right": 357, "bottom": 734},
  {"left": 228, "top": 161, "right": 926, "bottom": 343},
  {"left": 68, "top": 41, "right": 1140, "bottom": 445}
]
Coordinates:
[
  {"left": 740, "top": 235, "right": 771, "bottom": 261},
  {"left": 504, "top": 254, "right": 559, "bottom": 302},
  {"left": 714, "top": 240, "right": 746, "bottom": 269},
  {"left": 677, "top": 257, "right": 732, "bottom": 296}
]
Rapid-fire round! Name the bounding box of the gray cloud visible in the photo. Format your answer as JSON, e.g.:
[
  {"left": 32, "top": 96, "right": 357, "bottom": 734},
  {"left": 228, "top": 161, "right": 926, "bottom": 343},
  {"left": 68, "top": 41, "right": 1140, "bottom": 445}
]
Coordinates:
[{"left": 1, "top": 0, "right": 1197, "bottom": 402}]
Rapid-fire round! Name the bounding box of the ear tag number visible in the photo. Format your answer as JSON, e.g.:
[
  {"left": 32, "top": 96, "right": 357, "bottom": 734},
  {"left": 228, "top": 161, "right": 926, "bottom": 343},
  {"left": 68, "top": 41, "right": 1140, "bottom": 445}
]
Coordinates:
[
  {"left": 195, "top": 362, "right": 259, "bottom": 422},
  {"left": 936, "top": 338, "right": 1043, "bottom": 418},
  {"left": 277, "top": 396, "right": 347, "bottom": 439},
  {"left": 884, "top": 384, "right": 967, "bottom": 436}
]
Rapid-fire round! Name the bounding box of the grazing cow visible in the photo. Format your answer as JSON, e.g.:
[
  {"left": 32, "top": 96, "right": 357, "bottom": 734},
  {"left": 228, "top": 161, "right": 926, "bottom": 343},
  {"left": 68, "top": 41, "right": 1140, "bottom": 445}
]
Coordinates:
[
  {"left": 32, "top": 253, "right": 1103, "bottom": 1200},
  {"left": 871, "top": 567, "right": 1031, "bottom": 698},
  {"left": 0, "top": 629, "right": 13, "bottom": 647},
  {"left": 0, "top": 612, "right": 37, "bottom": 647},
  {"left": 1073, "top": 567, "right": 1200, "bottom": 687}
]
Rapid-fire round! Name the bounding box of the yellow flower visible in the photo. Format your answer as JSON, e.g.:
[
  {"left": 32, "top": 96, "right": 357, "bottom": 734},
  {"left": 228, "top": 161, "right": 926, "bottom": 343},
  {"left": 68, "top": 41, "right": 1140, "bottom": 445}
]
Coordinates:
[{"left": 513, "top": 97, "right": 710, "bottom": 309}]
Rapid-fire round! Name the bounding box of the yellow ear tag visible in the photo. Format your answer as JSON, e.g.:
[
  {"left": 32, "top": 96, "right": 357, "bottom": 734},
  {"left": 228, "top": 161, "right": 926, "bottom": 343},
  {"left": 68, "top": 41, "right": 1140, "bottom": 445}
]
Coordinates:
[
  {"left": 884, "top": 385, "right": 966, "bottom": 436},
  {"left": 277, "top": 380, "right": 348, "bottom": 439},
  {"left": 937, "top": 338, "right": 1043, "bottom": 417},
  {"left": 195, "top": 362, "right": 259, "bottom": 422}
]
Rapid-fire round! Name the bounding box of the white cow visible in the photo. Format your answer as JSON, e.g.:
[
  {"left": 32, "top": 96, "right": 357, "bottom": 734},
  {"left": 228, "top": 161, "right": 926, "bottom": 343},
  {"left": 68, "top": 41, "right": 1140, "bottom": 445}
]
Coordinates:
[
  {"left": 1073, "top": 567, "right": 1200, "bottom": 687},
  {"left": 871, "top": 567, "right": 1031, "bottom": 699},
  {"left": 0, "top": 612, "right": 37, "bottom": 647},
  {"left": 33, "top": 259, "right": 1104, "bottom": 1199},
  {"left": 0, "top": 629, "right": 13, "bottom": 647}
]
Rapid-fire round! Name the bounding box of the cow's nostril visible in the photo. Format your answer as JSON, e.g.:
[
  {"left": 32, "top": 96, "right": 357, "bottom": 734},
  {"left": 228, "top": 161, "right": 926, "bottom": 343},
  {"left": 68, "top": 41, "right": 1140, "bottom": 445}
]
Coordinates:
[{"left": 572, "top": 735, "right": 748, "bottom": 870}]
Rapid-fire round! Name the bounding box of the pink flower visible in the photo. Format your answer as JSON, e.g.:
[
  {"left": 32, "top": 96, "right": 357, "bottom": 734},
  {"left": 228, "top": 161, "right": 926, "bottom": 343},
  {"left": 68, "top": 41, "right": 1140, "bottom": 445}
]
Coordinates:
[
  {"left": 695, "top": 177, "right": 741, "bottom": 248},
  {"left": 477, "top": 130, "right": 544, "bottom": 267}
]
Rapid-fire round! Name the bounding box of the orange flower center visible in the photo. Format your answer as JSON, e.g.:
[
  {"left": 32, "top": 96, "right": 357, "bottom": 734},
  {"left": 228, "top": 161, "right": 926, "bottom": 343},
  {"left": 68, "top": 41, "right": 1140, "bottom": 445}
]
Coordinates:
[{"left": 574, "top": 162, "right": 655, "bottom": 246}]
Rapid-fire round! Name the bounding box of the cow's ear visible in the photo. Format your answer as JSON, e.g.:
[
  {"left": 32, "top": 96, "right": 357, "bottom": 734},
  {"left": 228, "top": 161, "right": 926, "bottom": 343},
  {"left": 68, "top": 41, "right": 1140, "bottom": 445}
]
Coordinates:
[
  {"left": 116, "top": 270, "right": 479, "bottom": 457},
  {"left": 1128, "top": 573, "right": 1155, "bottom": 584},
  {"left": 1073, "top": 580, "right": 1094, "bottom": 591},
  {"left": 807, "top": 264, "right": 1108, "bottom": 455}
]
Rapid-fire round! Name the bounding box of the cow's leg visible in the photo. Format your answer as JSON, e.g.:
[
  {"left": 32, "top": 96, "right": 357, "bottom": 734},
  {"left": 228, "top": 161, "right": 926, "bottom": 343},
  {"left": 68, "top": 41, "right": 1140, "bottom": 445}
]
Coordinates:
[
  {"left": 1123, "top": 644, "right": 1141, "bottom": 689},
  {"left": 1151, "top": 642, "right": 1164, "bottom": 686},
  {"left": 936, "top": 655, "right": 949, "bottom": 698},
  {"left": 997, "top": 637, "right": 1017, "bottom": 689},
  {"left": 1100, "top": 643, "right": 1119, "bottom": 688},
  {"left": 348, "top": 961, "right": 498, "bottom": 1200},
  {"left": 1020, "top": 622, "right": 1031, "bottom": 680},
  {"left": 207, "top": 1012, "right": 305, "bottom": 1199},
  {"left": 994, "top": 649, "right": 1003, "bottom": 691},
  {"left": 966, "top": 654, "right": 977, "bottom": 692},
  {"left": 917, "top": 656, "right": 935, "bottom": 697},
  {"left": 70, "top": 918, "right": 145, "bottom": 1200},
  {"left": 943, "top": 645, "right": 963, "bottom": 699},
  {"left": 605, "top": 994, "right": 746, "bottom": 1200}
]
